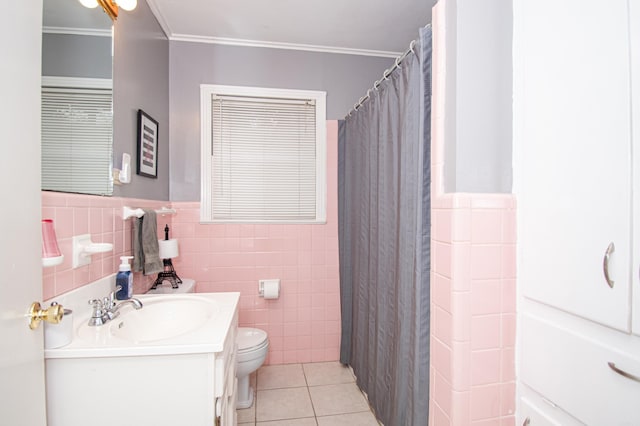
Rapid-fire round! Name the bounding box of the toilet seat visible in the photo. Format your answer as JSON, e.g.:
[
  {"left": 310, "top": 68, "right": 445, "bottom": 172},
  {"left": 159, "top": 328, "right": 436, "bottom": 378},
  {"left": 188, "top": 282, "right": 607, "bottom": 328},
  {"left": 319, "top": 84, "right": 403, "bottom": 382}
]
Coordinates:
[{"left": 237, "top": 327, "right": 268, "bottom": 353}]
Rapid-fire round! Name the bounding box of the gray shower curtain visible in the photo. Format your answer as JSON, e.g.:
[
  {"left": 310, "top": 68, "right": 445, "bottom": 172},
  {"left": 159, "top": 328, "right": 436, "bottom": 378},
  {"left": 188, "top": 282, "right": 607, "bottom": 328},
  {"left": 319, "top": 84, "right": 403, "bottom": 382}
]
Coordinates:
[{"left": 338, "top": 26, "right": 431, "bottom": 426}]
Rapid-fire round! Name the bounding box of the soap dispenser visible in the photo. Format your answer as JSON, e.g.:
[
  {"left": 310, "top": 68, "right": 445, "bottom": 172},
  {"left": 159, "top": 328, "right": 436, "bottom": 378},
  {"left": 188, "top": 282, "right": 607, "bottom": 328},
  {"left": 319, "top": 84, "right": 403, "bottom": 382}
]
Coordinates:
[{"left": 116, "top": 256, "right": 134, "bottom": 300}]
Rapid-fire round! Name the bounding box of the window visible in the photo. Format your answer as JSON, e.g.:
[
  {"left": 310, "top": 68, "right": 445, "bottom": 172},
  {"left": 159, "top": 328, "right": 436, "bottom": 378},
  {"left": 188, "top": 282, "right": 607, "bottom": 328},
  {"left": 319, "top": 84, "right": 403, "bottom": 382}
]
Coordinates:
[
  {"left": 200, "top": 85, "right": 327, "bottom": 223},
  {"left": 41, "top": 77, "right": 113, "bottom": 196}
]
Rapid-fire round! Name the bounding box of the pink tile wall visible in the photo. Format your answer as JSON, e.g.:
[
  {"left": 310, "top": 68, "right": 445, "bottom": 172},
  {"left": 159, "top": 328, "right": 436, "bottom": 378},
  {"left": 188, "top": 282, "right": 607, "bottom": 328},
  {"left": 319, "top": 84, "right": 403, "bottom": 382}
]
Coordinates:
[
  {"left": 41, "top": 192, "right": 173, "bottom": 299},
  {"left": 430, "top": 2, "right": 517, "bottom": 425},
  {"left": 431, "top": 195, "right": 516, "bottom": 426},
  {"left": 40, "top": 121, "right": 341, "bottom": 367},
  {"left": 170, "top": 121, "right": 341, "bottom": 365}
]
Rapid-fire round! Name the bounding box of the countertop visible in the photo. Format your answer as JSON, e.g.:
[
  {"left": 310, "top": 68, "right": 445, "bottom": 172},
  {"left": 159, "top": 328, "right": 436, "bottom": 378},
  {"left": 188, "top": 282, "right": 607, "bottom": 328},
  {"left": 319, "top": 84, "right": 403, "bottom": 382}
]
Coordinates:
[{"left": 44, "top": 292, "right": 240, "bottom": 359}]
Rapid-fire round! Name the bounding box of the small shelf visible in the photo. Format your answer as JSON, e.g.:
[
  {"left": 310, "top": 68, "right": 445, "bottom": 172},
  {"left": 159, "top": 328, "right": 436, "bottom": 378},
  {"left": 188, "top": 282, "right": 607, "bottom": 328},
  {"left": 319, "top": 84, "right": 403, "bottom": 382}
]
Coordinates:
[
  {"left": 73, "top": 234, "right": 114, "bottom": 268},
  {"left": 42, "top": 255, "right": 64, "bottom": 268},
  {"left": 82, "top": 243, "right": 113, "bottom": 254}
]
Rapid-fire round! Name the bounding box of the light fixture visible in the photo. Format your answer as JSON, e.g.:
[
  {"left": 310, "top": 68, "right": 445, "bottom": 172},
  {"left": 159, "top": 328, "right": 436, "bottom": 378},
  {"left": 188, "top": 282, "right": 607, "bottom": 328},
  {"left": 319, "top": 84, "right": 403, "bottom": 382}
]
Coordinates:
[
  {"left": 117, "top": 0, "right": 137, "bottom": 11},
  {"left": 78, "top": 0, "right": 99, "bottom": 8},
  {"left": 78, "top": 0, "right": 137, "bottom": 21}
]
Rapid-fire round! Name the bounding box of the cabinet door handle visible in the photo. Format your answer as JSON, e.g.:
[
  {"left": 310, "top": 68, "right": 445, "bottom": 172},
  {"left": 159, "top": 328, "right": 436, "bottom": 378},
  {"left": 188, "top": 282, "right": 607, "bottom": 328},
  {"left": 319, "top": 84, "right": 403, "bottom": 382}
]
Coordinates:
[
  {"left": 603, "top": 242, "right": 615, "bottom": 288},
  {"left": 608, "top": 362, "right": 640, "bottom": 383}
]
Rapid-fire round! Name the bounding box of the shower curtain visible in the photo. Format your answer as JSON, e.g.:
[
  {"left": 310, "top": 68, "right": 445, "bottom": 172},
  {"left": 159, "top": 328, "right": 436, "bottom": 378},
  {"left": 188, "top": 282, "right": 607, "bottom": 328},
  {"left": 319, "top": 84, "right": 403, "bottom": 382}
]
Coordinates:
[{"left": 338, "top": 25, "right": 431, "bottom": 426}]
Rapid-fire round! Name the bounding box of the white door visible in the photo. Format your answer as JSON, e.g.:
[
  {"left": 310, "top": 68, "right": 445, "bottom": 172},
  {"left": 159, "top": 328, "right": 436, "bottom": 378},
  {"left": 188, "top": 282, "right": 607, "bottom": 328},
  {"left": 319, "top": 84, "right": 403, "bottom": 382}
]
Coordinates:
[
  {"left": 517, "top": 0, "right": 633, "bottom": 332},
  {"left": 0, "top": 1, "right": 48, "bottom": 425},
  {"left": 632, "top": 0, "right": 640, "bottom": 337}
]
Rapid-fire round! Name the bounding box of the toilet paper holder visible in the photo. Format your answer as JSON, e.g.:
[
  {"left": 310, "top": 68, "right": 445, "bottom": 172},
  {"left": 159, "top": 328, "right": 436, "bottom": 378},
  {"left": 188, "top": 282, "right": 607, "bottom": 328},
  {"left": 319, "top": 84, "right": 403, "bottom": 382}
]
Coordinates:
[{"left": 258, "top": 279, "right": 280, "bottom": 299}]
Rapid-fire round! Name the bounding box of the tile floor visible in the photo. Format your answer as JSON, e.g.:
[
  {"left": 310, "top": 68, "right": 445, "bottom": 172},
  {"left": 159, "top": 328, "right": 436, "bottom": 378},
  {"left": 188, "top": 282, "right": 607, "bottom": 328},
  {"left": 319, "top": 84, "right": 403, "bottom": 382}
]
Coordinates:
[{"left": 237, "top": 362, "right": 381, "bottom": 425}]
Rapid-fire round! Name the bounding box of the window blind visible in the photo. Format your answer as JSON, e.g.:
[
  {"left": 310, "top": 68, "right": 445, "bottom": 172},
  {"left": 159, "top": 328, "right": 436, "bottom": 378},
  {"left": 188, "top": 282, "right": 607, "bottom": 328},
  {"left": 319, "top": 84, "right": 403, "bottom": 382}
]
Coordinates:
[
  {"left": 42, "top": 86, "right": 113, "bottom": 196},
  {"left": 209, "top": 94, "right": 318, "bottom": 221}
]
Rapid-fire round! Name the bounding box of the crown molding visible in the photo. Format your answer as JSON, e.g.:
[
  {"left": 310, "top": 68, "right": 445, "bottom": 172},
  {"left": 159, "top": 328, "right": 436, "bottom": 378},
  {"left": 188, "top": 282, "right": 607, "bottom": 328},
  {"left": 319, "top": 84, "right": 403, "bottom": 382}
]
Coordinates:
[
  {"left": 168, "top": 34, "right": 401, "bottom": 58},
  {"left": 145, "top": 0, "right": 172, "bottom": 39},
  {"left": 42, "top": 26, "right": 112, "bottom": 37}
]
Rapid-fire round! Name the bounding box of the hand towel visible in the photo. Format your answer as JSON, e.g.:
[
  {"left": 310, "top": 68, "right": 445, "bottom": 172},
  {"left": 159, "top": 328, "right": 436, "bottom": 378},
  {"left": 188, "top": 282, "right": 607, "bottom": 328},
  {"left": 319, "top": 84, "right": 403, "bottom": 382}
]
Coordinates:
[{"left": 132, "top": 209, "right": 163, "bottom": 275}]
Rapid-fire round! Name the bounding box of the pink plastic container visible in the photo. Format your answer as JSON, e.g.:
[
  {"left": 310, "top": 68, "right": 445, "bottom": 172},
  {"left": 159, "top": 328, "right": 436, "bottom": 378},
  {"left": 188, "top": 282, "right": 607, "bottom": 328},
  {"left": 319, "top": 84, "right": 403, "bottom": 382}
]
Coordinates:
[{"left": 42, "top": 219, "right": 62, "bottom": 258}]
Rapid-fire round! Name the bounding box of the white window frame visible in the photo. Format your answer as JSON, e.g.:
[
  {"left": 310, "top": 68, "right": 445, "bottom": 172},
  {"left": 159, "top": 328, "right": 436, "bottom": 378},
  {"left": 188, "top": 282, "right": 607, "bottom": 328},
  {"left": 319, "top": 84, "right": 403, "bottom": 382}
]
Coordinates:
[{"left": 200, "top": 84, "right": 327, "bottom": 223}]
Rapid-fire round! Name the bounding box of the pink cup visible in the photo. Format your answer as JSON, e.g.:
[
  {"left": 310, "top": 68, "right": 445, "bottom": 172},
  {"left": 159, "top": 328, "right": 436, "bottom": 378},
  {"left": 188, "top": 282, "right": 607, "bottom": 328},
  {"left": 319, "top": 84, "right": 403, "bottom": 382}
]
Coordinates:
[{"left": 42, "top": 219, "right": 62, "bottom": 258}]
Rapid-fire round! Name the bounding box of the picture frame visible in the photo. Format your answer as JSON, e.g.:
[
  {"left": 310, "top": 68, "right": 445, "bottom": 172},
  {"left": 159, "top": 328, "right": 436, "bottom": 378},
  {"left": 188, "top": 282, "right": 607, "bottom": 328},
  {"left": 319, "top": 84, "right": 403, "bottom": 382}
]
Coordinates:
[{"left": 136, "top": 109, "right": 159, "bottom": 178}]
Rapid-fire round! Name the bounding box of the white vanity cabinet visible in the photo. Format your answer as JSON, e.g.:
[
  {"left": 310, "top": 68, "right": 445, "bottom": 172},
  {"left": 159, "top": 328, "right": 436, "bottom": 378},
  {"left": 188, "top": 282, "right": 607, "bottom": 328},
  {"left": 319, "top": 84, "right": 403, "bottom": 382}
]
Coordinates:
[
  {"left": 44, "top": 291, "right": 240, "bottom": 426},
  {"left": 215, "top": 313, "right": 239, "bottom": 426},
  {"left": 516, "top": 0, "right": 640, "bottom": 424}
]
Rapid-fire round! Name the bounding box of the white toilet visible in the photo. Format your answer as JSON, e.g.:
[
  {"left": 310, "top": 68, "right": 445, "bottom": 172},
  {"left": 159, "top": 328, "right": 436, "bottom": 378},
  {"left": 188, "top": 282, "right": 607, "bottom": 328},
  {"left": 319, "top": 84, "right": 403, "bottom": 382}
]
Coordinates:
[{"left": 236, "top": 327, "right": 269, "bottom": 409}]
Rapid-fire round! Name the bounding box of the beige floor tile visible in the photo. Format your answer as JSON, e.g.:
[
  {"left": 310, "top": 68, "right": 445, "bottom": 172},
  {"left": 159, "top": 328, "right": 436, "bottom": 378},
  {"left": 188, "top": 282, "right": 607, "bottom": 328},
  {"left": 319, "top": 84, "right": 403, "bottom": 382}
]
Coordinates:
[
  {"left": 256, "top": 387, "right": 315, "bottom": 422},
  {"left": 303, "top": 362, "right": 355, "bottom": 386},
  {"left": 316, "top": 411, "right": 380, "bottom": 426},
  {"left": 309, "top": 383, "right": 370, "bottom": 417},
  {"left": 237, "top": 401, "right": 256, "bottom": 424},
  {"left": 257, "top": 363, "right": 307, "bottom": 390},
  {"left": 239, "top": 363, "right": 380, "bottom": 426},
  {"left": 257, "top": 418, "right": 318, "bottom": 426}
]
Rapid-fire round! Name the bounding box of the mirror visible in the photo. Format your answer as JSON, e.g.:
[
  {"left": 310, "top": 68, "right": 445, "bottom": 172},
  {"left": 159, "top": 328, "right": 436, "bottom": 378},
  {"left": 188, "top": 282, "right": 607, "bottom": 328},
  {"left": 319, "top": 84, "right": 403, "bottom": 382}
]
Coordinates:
[{"left": 42, "top": 0, "right": 114, "bottom": 196}]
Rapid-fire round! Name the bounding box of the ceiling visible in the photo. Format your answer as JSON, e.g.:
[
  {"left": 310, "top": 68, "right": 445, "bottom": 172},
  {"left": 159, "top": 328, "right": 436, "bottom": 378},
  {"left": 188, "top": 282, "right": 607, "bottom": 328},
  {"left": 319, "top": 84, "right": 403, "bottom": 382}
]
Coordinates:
[
  {"left": 146, "top": 0, "right": 436, "bottom": 57},
  {"left": 45, "top": 0, "right": 436, "bottom": 58}
]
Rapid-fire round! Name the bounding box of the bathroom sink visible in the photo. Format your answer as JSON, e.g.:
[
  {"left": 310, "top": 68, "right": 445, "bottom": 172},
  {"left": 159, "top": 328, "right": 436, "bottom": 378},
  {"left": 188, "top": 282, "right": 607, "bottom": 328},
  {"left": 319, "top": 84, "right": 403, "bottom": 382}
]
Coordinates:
[
  {"left": 109, "top": 296, "right": 220, "bottom": 343},
  {"left": 50, "top": 291, "right": 239, "bottom": 358}
]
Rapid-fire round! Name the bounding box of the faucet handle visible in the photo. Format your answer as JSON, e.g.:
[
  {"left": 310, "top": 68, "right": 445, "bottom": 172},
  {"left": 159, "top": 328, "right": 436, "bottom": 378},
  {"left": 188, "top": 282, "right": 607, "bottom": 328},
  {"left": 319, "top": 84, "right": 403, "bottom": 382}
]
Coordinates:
[
  {"left": 107, "top": 285, "right": 123, "bottom": 307},
  {"left": 88, "top": 299, "right": 107, "bottom": 326},
  {"left": 88, "top": 298, "right": 105, "bottom": 316}
]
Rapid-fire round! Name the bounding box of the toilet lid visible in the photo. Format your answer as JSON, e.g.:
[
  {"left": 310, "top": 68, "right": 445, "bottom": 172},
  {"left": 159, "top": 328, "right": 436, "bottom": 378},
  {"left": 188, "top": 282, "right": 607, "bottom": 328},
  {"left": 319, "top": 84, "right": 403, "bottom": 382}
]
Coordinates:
[{"left": 237, "top": 327, "right": 268, "bottom": 351}]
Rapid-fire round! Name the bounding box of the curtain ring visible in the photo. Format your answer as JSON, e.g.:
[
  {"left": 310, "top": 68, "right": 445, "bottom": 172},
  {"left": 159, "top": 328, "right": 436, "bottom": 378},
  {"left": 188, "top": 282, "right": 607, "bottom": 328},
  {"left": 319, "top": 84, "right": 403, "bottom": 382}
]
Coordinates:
[
  {"left": 409, "top": 39, "right": 416, "bottom": 52},
  {"left": 395, "top": 56, "right": 402, "bottom": 69}
]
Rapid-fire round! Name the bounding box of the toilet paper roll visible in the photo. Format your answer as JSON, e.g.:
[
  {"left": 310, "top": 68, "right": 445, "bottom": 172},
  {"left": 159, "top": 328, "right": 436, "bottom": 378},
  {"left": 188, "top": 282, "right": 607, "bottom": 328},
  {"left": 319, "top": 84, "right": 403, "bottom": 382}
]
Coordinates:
[
  {"left": 44, "top": 309, "right": 73, "bottom": 349},
  {"left": 261, "top": 279, "right": 280, "bottom": 299},
  {"left": 158, "top": 239, "right": 179, "bottom": 259}
]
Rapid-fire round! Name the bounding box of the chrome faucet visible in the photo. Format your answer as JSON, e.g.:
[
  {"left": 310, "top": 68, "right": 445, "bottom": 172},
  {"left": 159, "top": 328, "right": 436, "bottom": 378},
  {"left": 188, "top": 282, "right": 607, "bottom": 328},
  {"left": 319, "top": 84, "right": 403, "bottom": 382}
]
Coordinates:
[
  {"left": 107, "top": 298, "right": 143, "bottom": 319},
  {"left": 88, "top": 286, "right": 143, "bottom": 326}
]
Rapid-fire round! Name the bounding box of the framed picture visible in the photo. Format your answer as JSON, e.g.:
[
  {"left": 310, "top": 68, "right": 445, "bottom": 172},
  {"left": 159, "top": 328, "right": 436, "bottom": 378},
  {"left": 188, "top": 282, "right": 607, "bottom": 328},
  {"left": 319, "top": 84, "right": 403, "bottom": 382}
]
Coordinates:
[{"left": 136, "top": 109, "right": 159, "bottom": 178}]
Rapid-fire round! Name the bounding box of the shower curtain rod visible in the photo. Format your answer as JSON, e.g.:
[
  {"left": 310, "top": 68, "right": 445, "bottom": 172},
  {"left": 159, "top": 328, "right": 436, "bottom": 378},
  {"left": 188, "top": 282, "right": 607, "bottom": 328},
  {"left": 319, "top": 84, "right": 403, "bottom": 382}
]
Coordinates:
[{"left": 346, "top": 38, "right": 417, "bottom": 117}]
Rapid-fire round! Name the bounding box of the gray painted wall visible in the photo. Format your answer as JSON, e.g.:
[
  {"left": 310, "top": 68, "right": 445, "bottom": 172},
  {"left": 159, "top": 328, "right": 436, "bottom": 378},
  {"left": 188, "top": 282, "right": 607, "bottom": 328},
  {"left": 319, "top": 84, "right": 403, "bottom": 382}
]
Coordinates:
[
  {"left": 443, "top": 0, "right": 513, "bottom": 193},
  {"left": 169, "top": 42, "right": 394, "bottom": 201},
  {"left": 113, "top": 0, "right": 170, "bottom": 200},
  {"left": 42, "top": 33, "right": 111, "bottom": 79}
]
